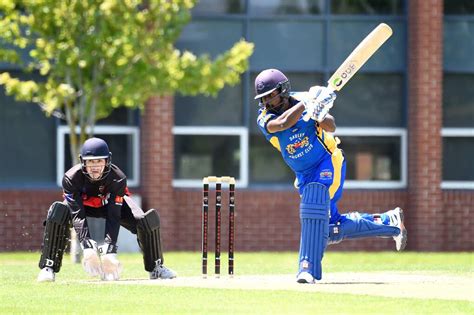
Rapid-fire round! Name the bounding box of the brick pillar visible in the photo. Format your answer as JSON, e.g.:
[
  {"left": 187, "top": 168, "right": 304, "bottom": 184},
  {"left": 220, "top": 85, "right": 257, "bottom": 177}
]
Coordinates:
[
  {"left": 407, "top": 1, "right": 444, "bottom": 250},
  {"left": 141, "top": 95, "right": 177, "bottom": 249}
]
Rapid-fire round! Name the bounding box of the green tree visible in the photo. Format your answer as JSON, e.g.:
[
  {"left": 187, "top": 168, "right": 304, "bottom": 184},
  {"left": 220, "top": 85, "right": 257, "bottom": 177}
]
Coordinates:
[{"left": 0, "top": 0, "right": 254, "bottom": 161}]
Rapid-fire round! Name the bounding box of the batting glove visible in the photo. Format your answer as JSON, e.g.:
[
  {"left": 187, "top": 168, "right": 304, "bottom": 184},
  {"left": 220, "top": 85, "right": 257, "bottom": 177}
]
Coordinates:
[{"left": 303, "top": 86, "right": 336, "bottom": 122}]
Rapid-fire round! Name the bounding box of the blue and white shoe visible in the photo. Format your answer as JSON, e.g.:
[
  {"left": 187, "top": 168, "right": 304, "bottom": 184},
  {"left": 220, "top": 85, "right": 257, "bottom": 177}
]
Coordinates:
[
  {"left": 296, "top": 271, "right": 315, "bottom": 284},
  {"left": 387, "top": 207, "right": 407, "bottom": 251}
]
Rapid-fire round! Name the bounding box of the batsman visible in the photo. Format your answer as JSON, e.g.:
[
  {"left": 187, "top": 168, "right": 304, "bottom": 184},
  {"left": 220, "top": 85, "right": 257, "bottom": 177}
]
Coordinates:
[
  {"left": 37, "top": 137, "right": 177, "bottom": 282},
  {"left": 255, "top": 69, "right": 407, "bottom": 284}
]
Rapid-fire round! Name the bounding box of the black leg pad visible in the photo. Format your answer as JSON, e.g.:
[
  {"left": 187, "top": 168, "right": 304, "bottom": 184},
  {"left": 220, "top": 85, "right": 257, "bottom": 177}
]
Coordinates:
[
  {"left": 38, "top": 202, "right": 71, "bottom": 273},
  {"left": 137, "top": 209, "right": 164, "bottom": 272}
]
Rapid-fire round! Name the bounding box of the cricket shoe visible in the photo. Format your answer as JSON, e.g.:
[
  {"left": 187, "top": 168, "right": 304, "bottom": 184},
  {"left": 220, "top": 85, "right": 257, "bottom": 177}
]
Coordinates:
[
  {"left": 37, "top": 267, "right": 55, "bottom": 282},
  {"left": 150, "top": 263, "right": 177, "bottom": 280},
  {"left": 296, "top": 271, "right": 315, "bottom": 284},
  {"left": 387, "top": 207, "right": 407, "bottom": 251}
]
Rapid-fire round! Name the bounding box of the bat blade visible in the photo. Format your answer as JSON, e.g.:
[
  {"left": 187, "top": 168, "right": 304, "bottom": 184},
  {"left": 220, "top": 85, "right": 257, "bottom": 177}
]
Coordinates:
[{"left": 327, "top": 23, "right": 393, "bottom": 91}]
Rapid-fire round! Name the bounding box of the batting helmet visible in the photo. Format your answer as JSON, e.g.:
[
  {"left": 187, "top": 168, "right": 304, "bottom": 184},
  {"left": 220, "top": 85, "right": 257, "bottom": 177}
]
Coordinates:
[
  {"left": 254, "top": 69, "right": 291, "bottom": 100},
  {"left": 79, "top": 137, "right": 112, "bottom": 180}
]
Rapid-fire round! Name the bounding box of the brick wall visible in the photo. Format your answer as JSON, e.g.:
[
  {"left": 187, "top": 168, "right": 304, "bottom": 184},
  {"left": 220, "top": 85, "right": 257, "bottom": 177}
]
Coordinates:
[
  {"left": 172, "top": 190, "right": 409, "bottom": 252},
  {"left": 407, "top": 0, "right": 444, "bottom": 251},
  {"left": 140, "top": 95, "right": 177, "bottom": 247},
  {"left": 0, "top": 190, "right": 62, "bottom": 251},
  {"left": 443, "top": 191, "right": 474, "bottom": 251},
  {"left": 1, "top": 189, "right": 471, "bottom": 252}
]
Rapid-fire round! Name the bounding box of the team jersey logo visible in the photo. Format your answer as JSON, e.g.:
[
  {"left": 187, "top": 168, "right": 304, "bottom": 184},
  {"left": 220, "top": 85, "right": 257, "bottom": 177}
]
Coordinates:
[
  {"left": 115, "top": 195, "right": 123, "bottom": 206},
  {"left": 286, "top": 136, "right": 309, "bottom": 154},
  {"left": 319, "top": 169, "right": 333, "bottom": 180}
]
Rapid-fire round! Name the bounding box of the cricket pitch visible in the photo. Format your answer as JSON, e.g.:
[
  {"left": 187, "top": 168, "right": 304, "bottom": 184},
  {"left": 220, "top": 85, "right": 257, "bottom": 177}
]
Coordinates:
[{"left": 90, "top": 272, "right": 473, "bottom": 301}]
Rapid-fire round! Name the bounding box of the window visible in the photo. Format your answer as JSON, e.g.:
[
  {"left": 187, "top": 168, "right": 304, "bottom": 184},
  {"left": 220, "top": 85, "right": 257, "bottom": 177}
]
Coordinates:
[
  {"left": 192, "top": 0, "right": 246, "bottom": 15},
  {"left": 443, "top": 74, "right": 474, "bottom": 127},
  {"left": 176, "top": 20, "right": 244, "bottom": 59},
  {"left": 444, "top": 0, "right": 474, "bottom": 15},
  {"left": 443, "top": 16, "right": 474, "bottom": 189},
  {"left": 441, "top": 130, "right": 474, "bottom": 188},
  {"left": 249, "top": 20, "right": 325, "bottom": 71},
  {"left": 330, "top": 73, "right": 404, "bottom": 127},
  {"left": 0, "top": 71, "right": 56, "bottom": 188},
  {"left": 172, "top": 127, "right": 248, "bottom": 187},
  {"left": 57, "top": 126, "right": 140, "bottom": 187},
  {"left": 337, "top": 128, "right": 406, "bottom": 188},
  {"left": 175, "top": 85, "right": 243, "bottom": 126},
  {"left": 249, "top": 0, "right": 323, "bottom": 15},
  {"left": 331, "top": 0, "right": 404, "bottom": 15}
]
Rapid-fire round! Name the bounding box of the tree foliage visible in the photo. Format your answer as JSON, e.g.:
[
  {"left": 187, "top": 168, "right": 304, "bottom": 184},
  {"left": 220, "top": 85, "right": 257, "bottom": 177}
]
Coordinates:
[{"left": 0, "top": 0, "right": 254, "bottom": 160}]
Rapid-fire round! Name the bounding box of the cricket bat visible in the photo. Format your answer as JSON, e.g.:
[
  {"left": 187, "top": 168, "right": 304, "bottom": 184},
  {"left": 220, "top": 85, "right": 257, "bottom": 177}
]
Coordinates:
[{"left": 303, "top": 23, "right": 392, "bottom": 121}]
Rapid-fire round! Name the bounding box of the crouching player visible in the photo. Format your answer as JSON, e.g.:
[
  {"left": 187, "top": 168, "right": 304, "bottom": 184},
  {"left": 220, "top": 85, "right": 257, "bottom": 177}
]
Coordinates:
[{"left": 37, "top": 137, "right": 177, "bottom": 282}]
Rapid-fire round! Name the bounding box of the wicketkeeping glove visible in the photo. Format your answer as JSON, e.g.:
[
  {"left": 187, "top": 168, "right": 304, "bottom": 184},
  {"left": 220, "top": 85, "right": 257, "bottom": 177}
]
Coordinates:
[
  {"left": 81, "top": 239, "right": 103, "bottom": 277},
  {"left": 98, "top": 244, "right": 122, "bottom": 281}
]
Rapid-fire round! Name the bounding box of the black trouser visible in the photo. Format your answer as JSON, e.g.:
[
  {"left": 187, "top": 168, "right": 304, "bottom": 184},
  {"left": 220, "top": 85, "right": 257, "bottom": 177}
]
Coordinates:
[{"left": 83, "top": 198, "right": 145, "bottom": 240}]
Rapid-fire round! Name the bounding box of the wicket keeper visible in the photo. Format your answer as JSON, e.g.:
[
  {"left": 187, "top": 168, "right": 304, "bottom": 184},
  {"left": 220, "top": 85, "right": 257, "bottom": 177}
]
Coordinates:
[{"left": 37, "top": 137, "right": 176, "bottom": 282}]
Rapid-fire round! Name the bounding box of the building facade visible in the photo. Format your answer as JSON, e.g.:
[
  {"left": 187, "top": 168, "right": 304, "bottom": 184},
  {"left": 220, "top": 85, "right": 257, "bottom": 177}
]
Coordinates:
[{"left": 1, "top": 0, "right": 473, "bottom": 252}]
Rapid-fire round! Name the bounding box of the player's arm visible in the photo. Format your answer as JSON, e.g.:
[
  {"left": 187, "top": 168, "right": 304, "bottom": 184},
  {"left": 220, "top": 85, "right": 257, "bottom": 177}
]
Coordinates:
[
  {"left": 267, "top": 102, "right": 306, "bottom": 133},
  {"left": 62, "top": 176, "right": 91, "bottom": 245},
  {"left": 318, "top": 114, "right": 336, "bottom": 132},
  {"left": 104, "top": 177, "right": 127, "bottom": 246}
]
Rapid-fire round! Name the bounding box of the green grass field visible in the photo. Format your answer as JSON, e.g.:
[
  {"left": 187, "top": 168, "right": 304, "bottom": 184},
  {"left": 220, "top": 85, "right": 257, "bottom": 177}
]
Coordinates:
[{"left": 1, "top": 251, "right": 473, "bottom": 314}]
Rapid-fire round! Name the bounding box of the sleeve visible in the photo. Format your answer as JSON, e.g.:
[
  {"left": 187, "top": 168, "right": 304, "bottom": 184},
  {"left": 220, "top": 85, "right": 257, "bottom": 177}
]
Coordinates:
[
  {"left": 62, "top": 175, "right": 91, "bottom": 244},
  {"left": 257, "top": 110, "right": 277, "bottom": 136},
  {"left": 104, "top": 176, "right": 128, "bottom": 246}
]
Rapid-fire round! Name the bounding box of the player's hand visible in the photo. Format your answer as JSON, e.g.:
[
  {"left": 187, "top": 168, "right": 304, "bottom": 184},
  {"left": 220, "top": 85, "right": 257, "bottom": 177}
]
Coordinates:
[
  {"left": 81, "top": 239, "right": 103, "bottom": 277},
  {"left": 98, "top": 244, "right": 122, "bottom": 281},
  {"left": 303, "top": 86, "right": 336, "bottom": 122},
  {"left": 308, "top": 86, "right": 336, "bottom": 104}
]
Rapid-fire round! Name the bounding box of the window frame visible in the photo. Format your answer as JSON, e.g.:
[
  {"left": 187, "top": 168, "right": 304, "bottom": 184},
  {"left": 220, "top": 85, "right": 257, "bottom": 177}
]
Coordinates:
[
  {"left": 172, "top": 126, "right": 249, "bottom": 188},
  {"left": 441, "top": 128, "right": 474, "bottom": 189},
  {"left": 56, "top": 125, "right": 140, "bottom": 187},
  {"left": 336, "top": 127, "right": 407, "bottom": 189}
]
